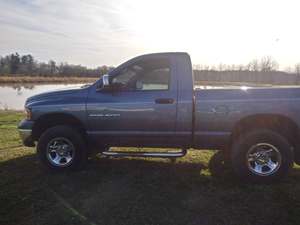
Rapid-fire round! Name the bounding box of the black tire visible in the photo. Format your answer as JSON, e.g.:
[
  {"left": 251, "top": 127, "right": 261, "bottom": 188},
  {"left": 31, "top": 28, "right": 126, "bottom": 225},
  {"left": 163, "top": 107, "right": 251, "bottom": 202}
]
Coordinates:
[
  {"left": 208, "top": 151, "right": 231, "bottom": 177},
  {"left": 231, "top": 129, "right": 293, "bottom": 183},
  {"left": 37, "top": 125, "right": 87, "bottom": 171}
]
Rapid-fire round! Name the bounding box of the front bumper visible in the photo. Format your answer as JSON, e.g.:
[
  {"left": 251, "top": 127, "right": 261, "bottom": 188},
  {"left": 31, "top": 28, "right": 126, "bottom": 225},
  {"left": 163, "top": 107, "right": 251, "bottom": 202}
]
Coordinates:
[{"left": 18, "top": 119, "right": 35, "bottom": 147}]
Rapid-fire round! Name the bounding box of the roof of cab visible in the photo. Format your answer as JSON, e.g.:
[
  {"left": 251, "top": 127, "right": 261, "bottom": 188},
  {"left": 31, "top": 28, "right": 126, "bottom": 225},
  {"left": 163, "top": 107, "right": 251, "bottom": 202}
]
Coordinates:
[
  {"left": 109, "top": 52, "right": 190, "bottom": 75},
  {"left": 136, "top": 52, "right": 189, "bottom": 58}
]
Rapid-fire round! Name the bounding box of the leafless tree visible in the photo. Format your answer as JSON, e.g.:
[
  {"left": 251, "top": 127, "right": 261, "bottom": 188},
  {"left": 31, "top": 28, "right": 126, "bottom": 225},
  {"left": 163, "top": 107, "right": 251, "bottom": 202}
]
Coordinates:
[
  {"left": 260, "top": 56, "right": 278, "bottom": 72},
  {"left": 218, "top": 63, "right": 225, "bottom": 71},
  {"left": 210, "top": 65, "right": 216, "bottom": 71},
  {"left": 295, "top": 63, "right": 300, "bottom": 84},
  {"left": 237, "top": 64, "right": 244, "bottom": 71},
  {"left": 203, "top": 65, "right": 210, "bottom": 70},
  {"left": 247, "top": 59, "right": 259, "bottom": 71},
  {"left": 229, "top": 64, "right": 236, "bottom": 71},
  {"left": 49, "top": 60, "right": 57, "bottom": 75},
  {"left": 295, "top": 63, "right": 300, "bottom": 75}
]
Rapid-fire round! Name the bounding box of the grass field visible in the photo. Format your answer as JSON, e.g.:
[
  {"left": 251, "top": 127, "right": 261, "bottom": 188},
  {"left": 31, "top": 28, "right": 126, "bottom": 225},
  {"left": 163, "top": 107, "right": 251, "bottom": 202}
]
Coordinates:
[{"left": 1, "top": 111, "right": 300, "bottom": 225}]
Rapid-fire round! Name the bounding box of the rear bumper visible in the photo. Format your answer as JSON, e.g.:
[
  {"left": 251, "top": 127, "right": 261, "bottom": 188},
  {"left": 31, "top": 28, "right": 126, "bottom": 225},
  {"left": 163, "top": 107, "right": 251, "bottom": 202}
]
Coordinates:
[{"left": 18, "top": 119, "right": 35, "bottom": 147}]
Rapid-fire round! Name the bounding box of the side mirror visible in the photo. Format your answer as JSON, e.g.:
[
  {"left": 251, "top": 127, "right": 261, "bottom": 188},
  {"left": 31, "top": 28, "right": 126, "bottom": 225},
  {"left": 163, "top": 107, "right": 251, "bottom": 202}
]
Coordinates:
[
  {"left": 96, "top": 74, "right": 111, "bottom": 91},
  {"left": 102, "top": 74, "right": 110, "bottom": 88}
]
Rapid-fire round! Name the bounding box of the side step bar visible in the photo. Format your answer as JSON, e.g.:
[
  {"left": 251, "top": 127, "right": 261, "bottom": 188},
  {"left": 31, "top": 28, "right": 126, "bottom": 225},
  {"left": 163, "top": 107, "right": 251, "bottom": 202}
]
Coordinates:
[{"left": 101, "top": 149, "right": 187, "bottom": 158}]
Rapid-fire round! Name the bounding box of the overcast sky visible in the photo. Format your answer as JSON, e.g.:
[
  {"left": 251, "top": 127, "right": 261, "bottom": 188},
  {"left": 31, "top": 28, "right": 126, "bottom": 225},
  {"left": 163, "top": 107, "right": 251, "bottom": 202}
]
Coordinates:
[{"left": 1, "top": 0, "right": 300, "bottom": 69}]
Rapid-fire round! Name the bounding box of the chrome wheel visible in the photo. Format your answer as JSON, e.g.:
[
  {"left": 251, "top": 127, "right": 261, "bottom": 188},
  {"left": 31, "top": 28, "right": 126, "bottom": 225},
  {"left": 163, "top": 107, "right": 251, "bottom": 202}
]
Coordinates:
[
  {"left": 247, "top": 143, "right": 282, "bottom": 176},
  {"left": 46, "top": 137, "right": 75, "bottom": 167}
]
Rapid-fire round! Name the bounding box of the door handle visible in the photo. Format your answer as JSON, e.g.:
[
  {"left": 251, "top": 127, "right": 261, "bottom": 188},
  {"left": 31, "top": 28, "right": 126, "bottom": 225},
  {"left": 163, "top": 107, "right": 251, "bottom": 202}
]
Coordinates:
[{"left": 155, "top": 98, "right": 174, "bottom": 104}]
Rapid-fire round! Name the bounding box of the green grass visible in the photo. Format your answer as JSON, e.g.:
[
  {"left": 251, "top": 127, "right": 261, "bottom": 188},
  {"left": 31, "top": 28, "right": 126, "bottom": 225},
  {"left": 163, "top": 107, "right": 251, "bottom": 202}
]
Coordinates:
[{"left": 1, "top": 111, "right": 300, "bottom": 225}]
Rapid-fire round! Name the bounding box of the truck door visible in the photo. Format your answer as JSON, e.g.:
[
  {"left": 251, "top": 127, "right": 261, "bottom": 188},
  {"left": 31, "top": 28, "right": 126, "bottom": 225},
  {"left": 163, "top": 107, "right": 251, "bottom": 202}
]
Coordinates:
[{"left": 86, "top": 56, "right": 178, "bottom": 147}]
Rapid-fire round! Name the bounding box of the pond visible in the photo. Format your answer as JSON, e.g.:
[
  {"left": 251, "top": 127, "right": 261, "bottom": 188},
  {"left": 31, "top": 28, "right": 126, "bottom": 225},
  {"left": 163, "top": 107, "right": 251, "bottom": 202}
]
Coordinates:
[{"left": 0, "top": 83, "right": 87, "bottom": 110}]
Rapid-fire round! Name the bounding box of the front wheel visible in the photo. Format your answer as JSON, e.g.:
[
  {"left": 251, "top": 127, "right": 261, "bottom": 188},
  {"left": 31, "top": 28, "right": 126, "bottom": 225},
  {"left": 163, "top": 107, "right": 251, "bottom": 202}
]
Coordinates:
[
  {"left": 231, "top": 129, "right": 293, "bottom": 183},
  {"left": 37, "top": 125, "right": 87, "bottom": 171}
]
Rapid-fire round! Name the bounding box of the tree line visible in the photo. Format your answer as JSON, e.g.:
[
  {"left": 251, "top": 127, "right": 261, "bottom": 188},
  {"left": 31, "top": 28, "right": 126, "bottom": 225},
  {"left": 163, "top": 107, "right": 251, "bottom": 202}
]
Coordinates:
[
  {"left": 194, "top": 56, "right": 300, "bottom": 75},
  {"left": 2, "top": 52, "right": 300, "bottom": 77},
  {"left": 0, "top": 53, "right": 114, "bottom": 77}
]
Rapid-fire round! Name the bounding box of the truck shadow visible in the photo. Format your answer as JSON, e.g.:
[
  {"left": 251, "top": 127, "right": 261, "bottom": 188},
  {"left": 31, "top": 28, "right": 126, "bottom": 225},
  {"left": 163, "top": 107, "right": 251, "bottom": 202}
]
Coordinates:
[{"left": 2, "top": 152, "right": 300, "bottom": 225}]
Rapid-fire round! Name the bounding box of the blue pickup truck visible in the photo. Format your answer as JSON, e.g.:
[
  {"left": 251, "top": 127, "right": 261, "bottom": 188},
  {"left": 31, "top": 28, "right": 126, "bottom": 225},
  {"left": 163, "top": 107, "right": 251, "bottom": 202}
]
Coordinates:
[{"left": 19, "top": 52, "right": 300, "bottom": 183}]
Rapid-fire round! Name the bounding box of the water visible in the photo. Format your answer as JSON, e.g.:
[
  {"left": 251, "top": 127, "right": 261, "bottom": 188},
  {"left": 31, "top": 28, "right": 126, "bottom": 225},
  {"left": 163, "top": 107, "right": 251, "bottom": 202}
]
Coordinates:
[{"left": 0, "top": 83, "right": 87, "bottom": 110}]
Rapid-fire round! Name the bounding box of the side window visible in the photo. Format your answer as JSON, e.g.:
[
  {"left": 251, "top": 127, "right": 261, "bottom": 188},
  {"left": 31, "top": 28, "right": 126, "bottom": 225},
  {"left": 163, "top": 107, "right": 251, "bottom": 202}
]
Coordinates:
[{"left": 112, "top": 58, "right": 170, "bottom": 91}]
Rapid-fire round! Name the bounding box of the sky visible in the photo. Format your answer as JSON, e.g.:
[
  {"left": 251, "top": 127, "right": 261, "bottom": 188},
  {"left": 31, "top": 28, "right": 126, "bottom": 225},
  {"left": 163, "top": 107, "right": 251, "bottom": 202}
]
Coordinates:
[{"left": 0, "top": 0, "right": 300, "bottom": 69}]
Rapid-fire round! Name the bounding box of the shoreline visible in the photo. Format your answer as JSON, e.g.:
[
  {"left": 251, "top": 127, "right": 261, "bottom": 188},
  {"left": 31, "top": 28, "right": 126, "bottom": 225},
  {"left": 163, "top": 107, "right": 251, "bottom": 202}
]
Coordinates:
[
  {"left": 0, "top": 76, "right": 98, "bottom": 84},
  {"left": 0, "top": 75, "right": 291, "bottom": 87}
]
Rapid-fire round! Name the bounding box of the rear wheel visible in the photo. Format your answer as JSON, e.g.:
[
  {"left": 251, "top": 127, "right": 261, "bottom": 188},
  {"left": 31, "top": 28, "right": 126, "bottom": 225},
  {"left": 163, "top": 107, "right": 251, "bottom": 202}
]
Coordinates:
[
  {"left": 231, "top": 129, "right": 293, "bottom": 183},
  {"left": 37, "top": 125, "right": 87, "bottom": 171}
]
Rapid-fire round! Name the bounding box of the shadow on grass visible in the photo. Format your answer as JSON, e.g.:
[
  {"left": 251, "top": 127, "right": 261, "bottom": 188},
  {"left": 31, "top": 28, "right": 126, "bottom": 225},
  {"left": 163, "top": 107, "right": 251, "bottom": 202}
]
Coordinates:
[{"left": 1, "top": 152, "right": 300, "bottom": 225}]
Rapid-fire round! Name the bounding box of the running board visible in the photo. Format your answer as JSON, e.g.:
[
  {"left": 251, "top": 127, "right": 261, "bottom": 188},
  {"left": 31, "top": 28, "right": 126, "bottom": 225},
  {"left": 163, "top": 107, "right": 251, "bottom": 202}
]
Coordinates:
[{"left": 101, "top": 149, "right": 187, "bottom": 158}]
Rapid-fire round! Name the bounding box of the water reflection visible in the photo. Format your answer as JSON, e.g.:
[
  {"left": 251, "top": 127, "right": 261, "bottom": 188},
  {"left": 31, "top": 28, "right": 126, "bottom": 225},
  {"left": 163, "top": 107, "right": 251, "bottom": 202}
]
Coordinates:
[{"left": 0, "top": 83, "right": 86, "bottom": 110}]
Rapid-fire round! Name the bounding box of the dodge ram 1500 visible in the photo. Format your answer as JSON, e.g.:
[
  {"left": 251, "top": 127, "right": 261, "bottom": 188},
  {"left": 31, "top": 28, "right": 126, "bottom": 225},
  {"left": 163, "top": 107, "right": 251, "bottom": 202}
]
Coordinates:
[{"left": 19, "top": 52, "right": 300, "bottom": 183}]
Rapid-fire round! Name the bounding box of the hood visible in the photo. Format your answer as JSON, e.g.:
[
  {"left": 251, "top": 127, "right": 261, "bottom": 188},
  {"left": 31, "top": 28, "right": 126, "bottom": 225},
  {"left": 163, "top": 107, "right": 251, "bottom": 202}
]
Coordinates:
[{"left": 25, "top": 84, "right": 90, "bottom": 107}]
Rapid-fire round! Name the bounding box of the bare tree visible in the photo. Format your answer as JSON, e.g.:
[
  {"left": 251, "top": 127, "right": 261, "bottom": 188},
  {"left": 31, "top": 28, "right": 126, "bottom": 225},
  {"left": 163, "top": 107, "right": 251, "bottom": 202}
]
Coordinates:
[
  {"left": 203, "top": 65, "right": 210, "bottom": 70},
  {"left": 229, "top": 64, "right": 236, "bottom": 71},
  {"left": 260, "top": 56, "right": 278, "bottom": 72},
  {"left": 247, "top": 59, "right": 259, "bottom": 71},
  {"left": 49, "top": 60, "right": 57, "bottom": 75},
  {"left": 295, "top": 63, "right": 300, "bottom": 75},
  {"left": 295, "top": 63, "right": 300, "bottom": 84},
  {"left": 210, "top": 65, "right": 216, "bottom": 71},
  {"left": 193, "top": 64, "right": 205, "bottom": 70},
  {"left": 218, "top": 63, "right": 224, "bottom": 71},
  {"left": 237, "top": 64, "right": 244, "bottom": 71}
]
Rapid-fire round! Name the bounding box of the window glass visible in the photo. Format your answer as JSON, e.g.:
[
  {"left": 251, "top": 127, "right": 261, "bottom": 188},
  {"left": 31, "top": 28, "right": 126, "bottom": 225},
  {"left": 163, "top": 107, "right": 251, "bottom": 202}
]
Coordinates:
[{"left": 112, "top": 58, "right": 170, "bottom": 91}]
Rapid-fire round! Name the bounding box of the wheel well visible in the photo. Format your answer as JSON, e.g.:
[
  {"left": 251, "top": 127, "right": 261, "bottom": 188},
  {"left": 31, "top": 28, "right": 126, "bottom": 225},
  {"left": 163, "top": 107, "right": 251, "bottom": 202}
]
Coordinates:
[
  {"left": 32, "top": 113, "right": 86, "bottom": 141},
  {"left": 231, "top": 114, "right": 299, "bottom": 148}
]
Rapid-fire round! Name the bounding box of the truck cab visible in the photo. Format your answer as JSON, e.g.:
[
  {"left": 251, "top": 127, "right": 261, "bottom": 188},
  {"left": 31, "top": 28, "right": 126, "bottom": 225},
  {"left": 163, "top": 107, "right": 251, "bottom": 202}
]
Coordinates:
[{"left": 86, "top": 52, "right": 194, "bottom": 148}]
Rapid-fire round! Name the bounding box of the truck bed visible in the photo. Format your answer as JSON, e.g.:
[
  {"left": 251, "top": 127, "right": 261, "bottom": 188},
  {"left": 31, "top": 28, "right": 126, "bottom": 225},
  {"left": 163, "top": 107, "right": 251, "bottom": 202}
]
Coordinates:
[{"left": 193, "top": 86, "right": 300, "bottom": 148}]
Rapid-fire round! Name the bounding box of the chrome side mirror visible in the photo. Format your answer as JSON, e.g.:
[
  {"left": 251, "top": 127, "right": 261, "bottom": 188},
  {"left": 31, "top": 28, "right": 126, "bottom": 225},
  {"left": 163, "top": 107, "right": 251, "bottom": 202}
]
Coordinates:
[
  {"left": 96, "top": 74, "right": 111, "bottom": 91},
  {"left": 102, "top": 74, "right": 110, "bottom": 88}
]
